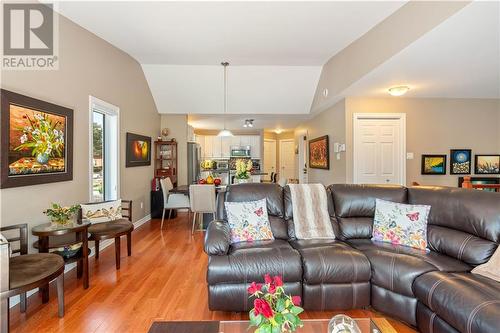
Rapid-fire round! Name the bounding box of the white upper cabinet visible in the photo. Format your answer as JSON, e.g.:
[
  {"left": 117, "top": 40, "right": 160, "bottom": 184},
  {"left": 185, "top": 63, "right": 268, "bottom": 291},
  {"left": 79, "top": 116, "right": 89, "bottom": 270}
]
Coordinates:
[
  {"left": 251, "top": 136, "right": 261, "bottom": 158},
  {"left": 195, "top": 135, "right": 205, "bottom": 158},
  {"left": 204, "top": 136, "right": 213, "bottom": 158},
  {"left": 221, "top": 137, "right": 231, "bottom": 158},
  {"left": 230, "top": 136, "right": 241, "bottom": 148},
  {"left": 198, "top": 134, "right": 261, "bottom": 159},
  {"left": 212, "top": 136, "right": 222, "bottom": 158}
]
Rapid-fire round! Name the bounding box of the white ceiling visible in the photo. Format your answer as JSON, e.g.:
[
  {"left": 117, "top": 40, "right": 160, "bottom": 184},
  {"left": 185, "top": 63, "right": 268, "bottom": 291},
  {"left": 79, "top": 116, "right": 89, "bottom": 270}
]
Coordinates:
[
  {"left": 56, "top": 1, "right": 406, "bottom": 66},
  {"left": 342, "top": 1, "right": 500, "bottom": 99},
  {"left": 188, "top": 113, "right": 310, "bottom": 131}
]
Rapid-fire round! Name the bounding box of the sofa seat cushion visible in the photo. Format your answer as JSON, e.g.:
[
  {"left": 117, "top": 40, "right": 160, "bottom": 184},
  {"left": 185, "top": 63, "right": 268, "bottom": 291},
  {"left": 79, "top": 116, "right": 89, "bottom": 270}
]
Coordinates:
[
  {"left": 348, "top": 239, "right": 471, "bottom": 272},
  {"left": 290, "top": 240, "right": 371, "bottom": 284},
  {"left": 414, "top": 272, "right": 500, "bottom": 333},
  {"left": 207, "top": 240, "right": 302, "bottom": 284}
]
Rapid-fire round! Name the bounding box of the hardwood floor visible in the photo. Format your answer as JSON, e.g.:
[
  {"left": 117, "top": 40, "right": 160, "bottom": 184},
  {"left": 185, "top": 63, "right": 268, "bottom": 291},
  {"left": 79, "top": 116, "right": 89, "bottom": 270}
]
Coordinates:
[{"left": 10, "top": 214, "right": 417, "bottom": 333}]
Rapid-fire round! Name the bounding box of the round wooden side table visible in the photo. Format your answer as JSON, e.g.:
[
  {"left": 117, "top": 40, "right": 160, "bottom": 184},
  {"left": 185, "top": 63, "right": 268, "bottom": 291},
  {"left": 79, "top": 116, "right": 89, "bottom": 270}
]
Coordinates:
[{"left": 32, "top": 222, "right": 90, "bottom": 303}]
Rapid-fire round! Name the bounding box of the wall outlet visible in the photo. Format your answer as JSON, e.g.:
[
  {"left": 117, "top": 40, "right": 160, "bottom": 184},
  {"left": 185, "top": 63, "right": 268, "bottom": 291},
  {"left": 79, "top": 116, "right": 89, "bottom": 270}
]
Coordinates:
[
  {"left": 140, "top": 202, "right": 144, "bottom": 209},
  {"left": 406, "top": 152, "right": 414, "bottom": 160}
]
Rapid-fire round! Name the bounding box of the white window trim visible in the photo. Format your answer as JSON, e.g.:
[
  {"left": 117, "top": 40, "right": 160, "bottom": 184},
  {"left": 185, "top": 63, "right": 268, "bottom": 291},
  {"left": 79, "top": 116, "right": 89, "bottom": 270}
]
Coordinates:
[
  {"left": 88, "top": 96, "right": 120, "bottom": 202},
  {"left": 353, "top": 113, "right": 407, "bottom": 186}
]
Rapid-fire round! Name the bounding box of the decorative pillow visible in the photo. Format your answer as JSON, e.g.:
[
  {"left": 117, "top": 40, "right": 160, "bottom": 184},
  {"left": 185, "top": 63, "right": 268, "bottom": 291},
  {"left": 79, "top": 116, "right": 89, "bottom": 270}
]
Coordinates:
[
  {"left": 472, "top": 246, "right": 500, "bottom": 282},
  {"left": 225, "top": 199, "right": 274, "bottom": 244},
  {"left": 372, "top": 199, "right": 431, "bottom": 250},
  {"left": 81, "top": 200, "right": 122, "bottom": 223}
]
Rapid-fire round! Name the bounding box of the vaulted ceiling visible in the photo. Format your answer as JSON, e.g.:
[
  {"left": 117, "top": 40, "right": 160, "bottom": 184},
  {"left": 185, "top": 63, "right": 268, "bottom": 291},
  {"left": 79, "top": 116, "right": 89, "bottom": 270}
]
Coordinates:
[{"left": 54, "top": 1, "right": 499, "bottom": 129}]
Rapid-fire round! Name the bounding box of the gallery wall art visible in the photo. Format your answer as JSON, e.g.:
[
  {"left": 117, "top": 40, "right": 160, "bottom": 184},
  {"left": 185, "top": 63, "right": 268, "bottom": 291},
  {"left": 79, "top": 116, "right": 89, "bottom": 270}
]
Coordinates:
[
  {"left": 421, "top": 154, "right": 446, "bottom": 175},
  {"left": 475, "top": 155, "right": 500, "bottom": 174},
  {"left": 450, "top": 149, "right": 471, "bottom": 175},
  {"left": 1, "top": 89, "right": 73, "bottom": 188},
  {"left": 126, "top": 132, "right": 151, "bottom": 167},
  {"left": 309, "top": 135, "right": 329, "bottom": 170}
]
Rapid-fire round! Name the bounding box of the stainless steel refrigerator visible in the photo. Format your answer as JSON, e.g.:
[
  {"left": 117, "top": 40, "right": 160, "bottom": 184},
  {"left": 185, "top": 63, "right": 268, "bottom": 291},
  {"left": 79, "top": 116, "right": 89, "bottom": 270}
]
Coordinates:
[{"left": 187, "top": 142, "right": 201, "bottom": 185}]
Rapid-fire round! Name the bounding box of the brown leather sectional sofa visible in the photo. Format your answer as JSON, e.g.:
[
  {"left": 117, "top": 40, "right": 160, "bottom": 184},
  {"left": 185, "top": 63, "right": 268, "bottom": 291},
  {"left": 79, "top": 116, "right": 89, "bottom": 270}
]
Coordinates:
[{"left": 204, "top": 183, "right": 500, "bottom": 333}]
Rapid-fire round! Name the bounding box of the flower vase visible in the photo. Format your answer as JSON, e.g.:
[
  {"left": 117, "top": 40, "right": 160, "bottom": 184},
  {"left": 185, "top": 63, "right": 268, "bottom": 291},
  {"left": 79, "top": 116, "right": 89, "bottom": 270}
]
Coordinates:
[
  {"left": 36, "top": 153, "right": 49, "bottom": 164},
  {"left": 51, "top": 218, "right": 71, "bottom": 227}
]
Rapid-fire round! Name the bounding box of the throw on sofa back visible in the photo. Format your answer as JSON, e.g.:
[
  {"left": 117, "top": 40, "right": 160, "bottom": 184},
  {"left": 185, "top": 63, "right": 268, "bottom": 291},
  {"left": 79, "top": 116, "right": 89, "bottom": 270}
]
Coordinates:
[
  {"left": 408, "top": 186, "right": 500, "bottom": 266},
  {"left": 216, "top": 183, "right": 289, "bottom": 240},
  {"left": 328, "top": 184, "right": 408, "bottom": 240}
]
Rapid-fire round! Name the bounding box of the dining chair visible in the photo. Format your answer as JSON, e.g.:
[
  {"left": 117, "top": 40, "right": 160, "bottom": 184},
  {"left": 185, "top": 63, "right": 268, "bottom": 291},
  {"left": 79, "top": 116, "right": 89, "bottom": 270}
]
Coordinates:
[
  {"left": 160, "top": 177, "right": 191, "bottom": 229},
  {"left": 189, "top": 184, "right": 216, "bottom": 235},
  {"left": 0, "top": 224, "right": 65, "bottom": 333},
  {"left": 269, "top": 172, "right": 275, "bottom": 183}
]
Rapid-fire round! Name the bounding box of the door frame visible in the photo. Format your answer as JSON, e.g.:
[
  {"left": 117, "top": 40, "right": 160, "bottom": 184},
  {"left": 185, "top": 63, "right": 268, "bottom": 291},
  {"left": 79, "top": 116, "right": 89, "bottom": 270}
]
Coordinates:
[
  {"left": 353, "top": 113, "right": 406, "bottom": 186},
  {"left": 279, "top": 139, "right": 295, "bottom": 182}
]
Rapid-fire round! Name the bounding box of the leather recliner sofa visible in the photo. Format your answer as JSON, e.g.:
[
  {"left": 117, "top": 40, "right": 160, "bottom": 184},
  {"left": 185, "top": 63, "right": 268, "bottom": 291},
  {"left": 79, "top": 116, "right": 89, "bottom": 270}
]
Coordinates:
[{"left": 204, "top": 183, "right": 500, "bottom": 333}]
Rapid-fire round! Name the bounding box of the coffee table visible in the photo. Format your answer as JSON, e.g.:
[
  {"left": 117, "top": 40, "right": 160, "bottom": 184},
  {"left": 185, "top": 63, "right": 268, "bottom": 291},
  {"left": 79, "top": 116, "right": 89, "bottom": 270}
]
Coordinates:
[{"left": 148, "top": 318, "right": 396, "bottom": 333}]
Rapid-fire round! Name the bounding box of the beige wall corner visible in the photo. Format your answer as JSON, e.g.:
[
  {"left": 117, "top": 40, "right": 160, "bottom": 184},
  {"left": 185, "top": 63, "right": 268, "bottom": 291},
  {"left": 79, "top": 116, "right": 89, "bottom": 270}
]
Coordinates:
[
  {"left": 160, "top": 114, "right": 188, "bottom": 185},
  {"left": 1, "top": 13, "right": 160, "bottom": 233},
  {"left": 311, "top": 1, "right": 471, "bottom": 114}
]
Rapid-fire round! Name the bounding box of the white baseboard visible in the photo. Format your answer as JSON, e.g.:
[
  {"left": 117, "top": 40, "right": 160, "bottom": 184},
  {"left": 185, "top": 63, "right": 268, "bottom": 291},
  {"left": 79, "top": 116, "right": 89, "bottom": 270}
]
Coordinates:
[{"left": 9, "top": 214, "right": 151, "bottom": 308}]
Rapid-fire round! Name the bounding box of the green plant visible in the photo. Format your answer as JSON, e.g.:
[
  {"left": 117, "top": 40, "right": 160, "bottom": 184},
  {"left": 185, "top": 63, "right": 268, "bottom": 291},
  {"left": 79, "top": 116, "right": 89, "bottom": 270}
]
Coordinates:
[
  {"left": 14, "top": 112, "right": 65, "bottom": 158},
  {"left": 44, "top": 203, "right": 80, "bottom": 224},
  {"left": 235, "top": 159, "right": 253, "bottom": 179},
  {"left": 248, "top": 274, "right": 303, "bottom": 333}
]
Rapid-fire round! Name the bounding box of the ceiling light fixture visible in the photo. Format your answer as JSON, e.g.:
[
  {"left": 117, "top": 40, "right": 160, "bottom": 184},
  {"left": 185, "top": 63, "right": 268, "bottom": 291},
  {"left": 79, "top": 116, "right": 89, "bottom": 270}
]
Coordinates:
[
  {"left": 218, "top": 62, "right": 234, "bottom": 137},
  {"left": 388, "top": 85, "right": 410, "bottom": 97},
  {"left": 275, "top": 129, "right": 283, "bottom": 134},
  {"left": 243, "top": 119, "right": 254, "bottom": 128}
]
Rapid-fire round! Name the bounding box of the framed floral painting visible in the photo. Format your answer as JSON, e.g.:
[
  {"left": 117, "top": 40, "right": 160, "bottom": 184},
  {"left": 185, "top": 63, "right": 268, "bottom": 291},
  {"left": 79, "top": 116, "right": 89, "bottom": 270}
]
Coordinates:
[
  {"left": 475, "top": 155, "right": 500, "bottom": 174},
  {"left": 309, "top": 135, "right": 329, "bottom": 169},
  {"left": 1, "top": 89, "right": 73, "bottom": 188}
]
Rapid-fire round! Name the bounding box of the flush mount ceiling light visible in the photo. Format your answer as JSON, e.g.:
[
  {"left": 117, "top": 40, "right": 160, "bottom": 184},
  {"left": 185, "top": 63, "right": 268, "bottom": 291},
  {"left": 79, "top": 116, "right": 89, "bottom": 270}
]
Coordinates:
[
  {"left": 218, "top": 62, "right": 234, "bottom": 137},
  {"left": 275, "top": 129, "right": 283, "bottom": 134},
  {"left": 243, "top": 119, "right": 254, "bottom": 128},
  {"left": 388, "top": 85, "right": 410, "bottom": 96}
]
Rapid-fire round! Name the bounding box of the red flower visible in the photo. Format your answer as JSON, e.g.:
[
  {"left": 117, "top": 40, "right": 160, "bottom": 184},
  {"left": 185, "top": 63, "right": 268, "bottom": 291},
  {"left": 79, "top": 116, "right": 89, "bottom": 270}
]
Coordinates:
[
  {"left": 247, "top": 282, "right": 262, "bottom": 295},
  {"left": 264, "top": 273, "right": 272, "bottom": 284},
  {"left": 268, "top": 283, "right": 276, "bottom": 294},
  {"left": 254, "top": 299, "right": 273, "bottom": 318},
  {"left": 292, "top": 296, "right": 301, "bottom": 306},
  {"left": 273, "top": 275, "right": 283, "bottom": 287}
]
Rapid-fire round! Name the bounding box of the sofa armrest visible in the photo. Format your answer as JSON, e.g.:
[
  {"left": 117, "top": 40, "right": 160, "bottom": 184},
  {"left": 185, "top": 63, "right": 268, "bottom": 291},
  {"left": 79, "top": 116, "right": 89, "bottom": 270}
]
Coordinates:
[{"left": 204, "top": 220, "right": 231, "bottom": 256}]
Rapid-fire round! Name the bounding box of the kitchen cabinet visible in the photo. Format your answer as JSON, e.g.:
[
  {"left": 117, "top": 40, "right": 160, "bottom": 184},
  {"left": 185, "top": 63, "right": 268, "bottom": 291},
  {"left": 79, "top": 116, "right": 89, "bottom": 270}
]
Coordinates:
[
  {"left": 198, "top": 134, "right": 261, "bottom": 159},
  {"left": 204, "top": 136, "right": 213, "bottom": 158},
  {"left": 212, "top": 136, "right": 222, "bottom": 158},
  {"left": 195, "top": 135, "right": 205, "bottom": 158},
  {"left": 250, "top": 136, "right": 261, "bottom": 158},
  {"left": 221, "top": 137, "right": 231, "bottom": 158},
  {"left": 230, "top": 136, "right": 241, "bottom": 148}
]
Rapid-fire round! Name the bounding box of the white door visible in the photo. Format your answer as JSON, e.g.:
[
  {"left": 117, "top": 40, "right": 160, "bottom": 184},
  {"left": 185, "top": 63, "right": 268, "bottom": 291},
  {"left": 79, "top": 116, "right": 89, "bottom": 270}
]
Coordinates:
[
  {"left": 263, "top": 139, "right": 277, "bottom": 180},
  {"left": 353, "top": 113, "right": 406, "bottom": 185},
  {"left": 279, "top": 139, "right": 295, "bottom": 182}
]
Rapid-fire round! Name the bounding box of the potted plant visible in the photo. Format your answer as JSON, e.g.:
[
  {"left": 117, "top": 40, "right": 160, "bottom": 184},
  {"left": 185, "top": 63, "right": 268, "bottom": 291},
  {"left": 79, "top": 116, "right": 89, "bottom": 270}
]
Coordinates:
[
  {"left": 248, "top": 274, "right": 303, "bottom": 333},
  {"left": 44, "top": 203, "right": 80, "bottom": 226},
  {"left": 235, "top": 159, "right": 253, "bottom": 184}
]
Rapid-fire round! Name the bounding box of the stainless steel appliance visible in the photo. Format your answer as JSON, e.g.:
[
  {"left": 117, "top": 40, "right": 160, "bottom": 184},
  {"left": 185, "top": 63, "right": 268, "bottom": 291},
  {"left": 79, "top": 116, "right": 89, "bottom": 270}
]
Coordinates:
[
  {"left": 187, "top": 142, "right": 201, "bottom": 184},
  {"left": 230, "top": 146, "right": 251, "bottom": 158}
]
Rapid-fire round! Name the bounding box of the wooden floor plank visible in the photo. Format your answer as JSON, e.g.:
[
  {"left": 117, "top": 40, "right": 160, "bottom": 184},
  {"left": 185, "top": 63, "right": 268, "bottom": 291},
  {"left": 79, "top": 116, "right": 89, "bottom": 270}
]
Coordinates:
[{"left": 9, "top": 214, "right": 417, "bottom": 333}]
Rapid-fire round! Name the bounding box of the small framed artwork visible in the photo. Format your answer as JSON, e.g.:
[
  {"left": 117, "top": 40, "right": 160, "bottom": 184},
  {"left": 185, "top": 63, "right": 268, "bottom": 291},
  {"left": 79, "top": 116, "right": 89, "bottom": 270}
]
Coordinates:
[
  {"left": 475, "top": 155, "right": 500, "bottom": 174},
  {"left": 450, "top": 149, "right": 471, "bottom": 174},
  {"left": 421, "top": 154, "right": 446, "bottom": 175},
  {"left": 309, "top": 135, "right": 329, "bottom": 170},
  {"left": 126, "top": 133, "right": 151, "bottom": 167},
  {"left": 1, "top": 89, "right": 73, "bottom": 188}
]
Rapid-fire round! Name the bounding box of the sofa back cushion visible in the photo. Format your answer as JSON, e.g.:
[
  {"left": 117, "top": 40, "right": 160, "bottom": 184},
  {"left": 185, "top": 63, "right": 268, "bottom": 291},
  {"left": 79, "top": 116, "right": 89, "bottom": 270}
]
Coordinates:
[
  {"left": 328, "top": 184, "right": 408, "bottom": 240},
  {"left": 217, "top": 183, "right": 288, "bottom": 240},
  {"left": 408, "top": 186, "right": 500, "bottom": 265}
]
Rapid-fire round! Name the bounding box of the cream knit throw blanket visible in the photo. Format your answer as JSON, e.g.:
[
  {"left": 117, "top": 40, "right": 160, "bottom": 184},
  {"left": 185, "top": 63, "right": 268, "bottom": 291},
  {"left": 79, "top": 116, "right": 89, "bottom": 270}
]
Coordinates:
[{"left": 288, "top": 184, "right": 335, "bottom": 239}]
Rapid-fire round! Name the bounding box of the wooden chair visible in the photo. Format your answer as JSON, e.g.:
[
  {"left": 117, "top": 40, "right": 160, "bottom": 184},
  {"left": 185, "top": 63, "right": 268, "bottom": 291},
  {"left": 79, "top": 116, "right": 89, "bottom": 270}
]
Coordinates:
[
  {"left": 0, "top": 224, "right": 65, "bottom": 333},
  {"left": 78, "top": 200, "right": 133, "bottom": 270}
]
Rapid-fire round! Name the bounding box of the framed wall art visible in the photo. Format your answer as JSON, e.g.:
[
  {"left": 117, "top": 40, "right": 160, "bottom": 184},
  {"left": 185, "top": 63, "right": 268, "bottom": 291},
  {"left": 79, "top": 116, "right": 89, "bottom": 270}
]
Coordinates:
[
  {"left": 450, "top": 149, "right": 471, "bottom": 175},
  {"left": 421, "top": 154, "right": 446, "bottom": 175},
  {"left": 309, "top": 135, "right": 329, "bottom": 170},
  {"left": 475, "top": 155, "right": 500, "bottom": 174},
  {"left": 126, "top": 132, "right": 151, "bottom": 167},
  {"left": 1, "top": 89, "right": 73, "bottom": 188}
]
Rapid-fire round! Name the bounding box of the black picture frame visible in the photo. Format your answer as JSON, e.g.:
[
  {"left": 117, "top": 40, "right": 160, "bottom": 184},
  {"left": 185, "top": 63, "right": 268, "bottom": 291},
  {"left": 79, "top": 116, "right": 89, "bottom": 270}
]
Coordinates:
[
  {"left": 474, "top": 155, "right": 500, "bottom": 174},
  {"left": 309, "top": 135, "right": 329, "bottom": 170},
  {"left": 1, "top": 89, "right": 73, "bottom": 188},
  {"left": 126, "top": 132, "right": 151, "bottom": 167},
  {"left": 421, "top": 154, "right": 447, "bottom": 175},
  {"left": 450, "top": 149, "right": 472, "bottom": 175}
]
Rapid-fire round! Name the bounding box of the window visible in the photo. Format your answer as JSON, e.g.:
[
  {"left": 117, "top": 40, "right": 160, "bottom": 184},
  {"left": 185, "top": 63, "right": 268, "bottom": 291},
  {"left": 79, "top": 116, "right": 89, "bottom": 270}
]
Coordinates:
[{"left": 89, "top": 96, "right": 119, "bottom": 202}]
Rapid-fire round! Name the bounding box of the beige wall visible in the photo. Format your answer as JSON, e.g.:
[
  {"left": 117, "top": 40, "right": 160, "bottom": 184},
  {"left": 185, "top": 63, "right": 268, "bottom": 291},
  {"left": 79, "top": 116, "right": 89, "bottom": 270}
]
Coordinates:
[
  {"left": 160, "top": 115, "right": 188, "bottom": 185},
  {"left": 296, "top": 99, "right": 347, "bottom": 185},
  {"left": 345, "top": 97, "right": 500, "bottom": 186},
  {"left": 0, "top": 14, "right": 160, "bottom": 237}
]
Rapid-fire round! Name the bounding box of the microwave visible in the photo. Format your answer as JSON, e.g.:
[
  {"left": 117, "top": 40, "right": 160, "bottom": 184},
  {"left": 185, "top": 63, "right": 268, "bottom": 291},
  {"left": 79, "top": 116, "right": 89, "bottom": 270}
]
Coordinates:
[{"left": 230, "top": 146, "right": 251, "bottom": 158}]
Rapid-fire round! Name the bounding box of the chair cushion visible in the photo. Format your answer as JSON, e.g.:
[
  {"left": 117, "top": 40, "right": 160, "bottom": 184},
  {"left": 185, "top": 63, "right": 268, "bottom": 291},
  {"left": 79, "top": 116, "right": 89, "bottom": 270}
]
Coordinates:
[
  {"left": 88, "top": 219, "right": 133, "bottom": 237},
  {"left": 207, "top": 240, "right": 302, "bottom": 284},
  {"left": 413, "top": 272, "right": 500, "bottom": 333},
  {"left": 10, "top": 253, "right": 64, "bottom": 289},
  {"left": 290, "top": 240, "right": 371, "bottom": 284},
  {"left": 348, "top": 239, "right": 471, "bottom": 272}
]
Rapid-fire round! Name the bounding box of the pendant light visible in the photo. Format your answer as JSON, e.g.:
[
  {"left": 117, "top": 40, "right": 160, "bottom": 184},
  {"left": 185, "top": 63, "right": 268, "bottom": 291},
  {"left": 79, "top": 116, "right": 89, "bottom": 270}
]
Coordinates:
[{"left": 218, "top": 62, "right": 234, "bottom": 137}]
